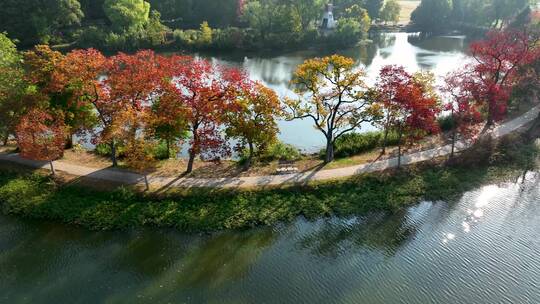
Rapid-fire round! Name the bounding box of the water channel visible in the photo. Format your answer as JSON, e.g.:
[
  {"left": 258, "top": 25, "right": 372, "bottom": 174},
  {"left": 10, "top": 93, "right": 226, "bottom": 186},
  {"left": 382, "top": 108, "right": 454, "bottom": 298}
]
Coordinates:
[{"left": 1, "top": 172, "right": 539, "bottom": 303}]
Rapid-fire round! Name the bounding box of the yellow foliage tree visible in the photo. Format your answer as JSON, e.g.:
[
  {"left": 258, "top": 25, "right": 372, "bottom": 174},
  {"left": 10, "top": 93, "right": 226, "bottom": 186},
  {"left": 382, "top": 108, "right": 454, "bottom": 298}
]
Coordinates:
[{"left": 285, "top": 55, "right": 381, "bottom": 163}]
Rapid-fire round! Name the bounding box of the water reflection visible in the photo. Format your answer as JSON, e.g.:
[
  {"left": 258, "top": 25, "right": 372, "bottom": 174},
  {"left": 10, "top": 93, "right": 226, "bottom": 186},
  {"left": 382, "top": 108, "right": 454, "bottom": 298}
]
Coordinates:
[
  {"left": 296, "top": 212, "right": 418, "bottom": 258},
  {"left": 197, "top": 33, "right": 470, "bottom": 152},
  {"left": 3, "top": 171, "right": 540, "bottom": 303}
]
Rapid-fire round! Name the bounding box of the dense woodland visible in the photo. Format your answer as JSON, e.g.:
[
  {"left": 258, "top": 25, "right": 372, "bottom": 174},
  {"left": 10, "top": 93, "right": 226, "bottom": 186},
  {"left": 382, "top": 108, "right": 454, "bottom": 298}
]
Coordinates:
[
  {"left": 411, "top": 0, "right": 538, "bottom": 33},
  {"left": 0, "top": 0, "right": 404, "bottom": 51}
]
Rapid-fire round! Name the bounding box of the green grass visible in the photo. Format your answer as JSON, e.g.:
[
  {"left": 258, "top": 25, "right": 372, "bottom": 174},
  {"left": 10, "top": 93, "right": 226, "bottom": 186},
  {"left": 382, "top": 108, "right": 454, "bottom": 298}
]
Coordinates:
[{"left": 0, "top": 133, "right": 537, "bottom": 232}]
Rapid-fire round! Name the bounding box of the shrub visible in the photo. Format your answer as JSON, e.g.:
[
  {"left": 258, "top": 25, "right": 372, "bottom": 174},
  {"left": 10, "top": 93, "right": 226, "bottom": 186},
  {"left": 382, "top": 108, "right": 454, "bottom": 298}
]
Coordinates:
[
  {"left": 104, "top": 32, "right": 127, "bottom": 51},
  {"left": 173, "top": 29, "right": 200, "bottom": 48},
  {"left": 320, "top": 131, "right": 401, "bottom": 159},
  {"left": 152, "top": 141, "right": 173, "bottom": 160},
  {"left": 212, "top": 27, "right": 244, "bottom": 50},
  {"left": 77, "top": 26, "right": 108, "bottom": 49},
  {"left": 259, "top": 141, "right": 302, "bottom": 162},
  {"left": 438, "top": 115, "right": 455, "bottom": 133},
  {"left": 95, "top": 143, "right": 126, "bottom": 158},
  {"left": 329, "top": 17, "right": 362, "bottom": 47}
]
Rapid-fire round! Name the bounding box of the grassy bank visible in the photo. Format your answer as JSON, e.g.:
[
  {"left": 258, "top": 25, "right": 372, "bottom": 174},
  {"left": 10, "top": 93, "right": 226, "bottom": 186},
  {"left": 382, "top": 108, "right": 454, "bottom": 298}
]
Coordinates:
[{"left": 0, "top": 133, "right": 538, "bottom": 232}]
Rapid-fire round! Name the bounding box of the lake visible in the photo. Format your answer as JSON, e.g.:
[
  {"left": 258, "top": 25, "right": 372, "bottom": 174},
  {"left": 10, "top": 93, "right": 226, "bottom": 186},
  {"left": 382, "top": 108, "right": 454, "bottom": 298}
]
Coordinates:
[
  {"left": 199, "top": 32, "right": 471, "bottom": 152},
  {"left": 1, "top": 171, "right": 539, "bottom": 303},
  {"left": 76, "top": 33, "right": 471, "bottom": 154}
]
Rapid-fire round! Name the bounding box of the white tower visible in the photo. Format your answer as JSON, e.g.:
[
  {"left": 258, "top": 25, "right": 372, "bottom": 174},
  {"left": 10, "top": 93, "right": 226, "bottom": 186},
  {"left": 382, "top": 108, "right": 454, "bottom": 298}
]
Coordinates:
[{"left": 321, "top": 3, "right": 336, "bottom": 30}]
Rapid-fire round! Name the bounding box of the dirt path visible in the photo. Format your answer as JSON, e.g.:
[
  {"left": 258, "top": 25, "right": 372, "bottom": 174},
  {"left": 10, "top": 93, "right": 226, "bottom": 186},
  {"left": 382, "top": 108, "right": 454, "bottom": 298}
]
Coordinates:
[{"left": 2, "top": 105, "right": 539, "bottom": 189}]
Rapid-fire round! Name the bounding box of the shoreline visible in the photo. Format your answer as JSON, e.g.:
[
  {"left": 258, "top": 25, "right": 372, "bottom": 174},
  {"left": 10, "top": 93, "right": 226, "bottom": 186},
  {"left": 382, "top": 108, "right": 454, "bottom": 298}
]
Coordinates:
[
  {"left": 0, "top": 129, "right": 538, "bottom": 232},
  {"left": 1, "top": 105, "right": 538, "bottom": 189}
]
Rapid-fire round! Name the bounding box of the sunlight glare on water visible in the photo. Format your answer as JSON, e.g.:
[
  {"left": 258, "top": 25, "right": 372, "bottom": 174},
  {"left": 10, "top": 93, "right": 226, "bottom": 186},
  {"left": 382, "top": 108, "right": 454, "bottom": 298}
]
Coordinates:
[{"left": 1, "top": 171, "right": 540, "bottom": 303}]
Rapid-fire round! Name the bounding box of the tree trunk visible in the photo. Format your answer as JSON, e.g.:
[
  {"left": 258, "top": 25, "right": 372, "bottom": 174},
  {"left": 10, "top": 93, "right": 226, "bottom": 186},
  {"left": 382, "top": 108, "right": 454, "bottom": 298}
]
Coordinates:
[
  {"left": 244, "top": 141, "right": 255, "bottom": 171},
  {"left": 451, "top": 124, "right": 457, "bottom": 159},
  {"left": 450, "top": 111, "right": 457, "bottom": 159},
  {"left": 2, "top": 132, "right": 8, "bottom": 146},
  {"left": 166, "top": 138, "right": 171, "bottom": 159},
  {"left": 186, "top": 128, "right": 199, "bottom": 174},
  {"left": 144, "top": 175, "right": 149, "bottom": 191},
  {"left": 49, "top": 161, "right": 56, "bottom": 176},
  {"left": 484, "top": 100, "right": 496, "bottom": 132},
  {"left": 381, "top": 128, "right": 389, "bottom": 154},
  {"left": 397, "top": 125, "right": 403, "bottom": 169},
  {"left": 325, "top": 139, "right": 335, "bottom": 164},
  {"left": 186, "top": 152, "right": 196, "bottom": 174},
  {"left": 65, "top": 133, "right": 74, "bottom": 149},
  {"left": 110, "top": 140, "right": 118, "bottom": 167}
]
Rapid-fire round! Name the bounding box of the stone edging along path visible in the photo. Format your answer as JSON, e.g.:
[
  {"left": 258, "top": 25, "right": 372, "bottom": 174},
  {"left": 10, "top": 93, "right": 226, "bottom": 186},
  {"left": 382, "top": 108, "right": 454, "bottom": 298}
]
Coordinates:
[{"left": 1, "top": 105, "right": 540, "bottom": 189}]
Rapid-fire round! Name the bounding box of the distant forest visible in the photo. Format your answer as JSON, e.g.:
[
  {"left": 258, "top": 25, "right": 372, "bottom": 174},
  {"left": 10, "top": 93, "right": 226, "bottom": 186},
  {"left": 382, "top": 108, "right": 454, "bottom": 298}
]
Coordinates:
[
  {"left": 0, "top": 0, "right": 536, "bottom": 51},
  {"left": 0, "top": 0, "right": 388, "bottom": 51}
]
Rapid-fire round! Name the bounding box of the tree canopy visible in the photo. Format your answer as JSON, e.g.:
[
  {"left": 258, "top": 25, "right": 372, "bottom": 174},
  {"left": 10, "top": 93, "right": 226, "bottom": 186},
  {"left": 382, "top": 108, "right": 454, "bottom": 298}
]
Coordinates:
[{"left": 103, "top": 0, "right": 151, "bottom": 31}]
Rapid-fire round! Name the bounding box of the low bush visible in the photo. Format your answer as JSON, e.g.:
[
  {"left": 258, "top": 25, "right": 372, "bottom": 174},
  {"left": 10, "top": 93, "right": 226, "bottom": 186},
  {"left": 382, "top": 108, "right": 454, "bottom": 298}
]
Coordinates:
[
  {"left": 259, "top": 141, "right": 303, "bottom": 162},
  {"left": 321, "top": 131, "right": 401, "bottom": 159},
  {"left": 438, "top": 115, "right": 455, "bottom": 133},
  {"left": 152, "top": 141, "right": 173, "bottom": 160},
  {"left": 94, "top": 143, "right": 126, "bottom": 158}
]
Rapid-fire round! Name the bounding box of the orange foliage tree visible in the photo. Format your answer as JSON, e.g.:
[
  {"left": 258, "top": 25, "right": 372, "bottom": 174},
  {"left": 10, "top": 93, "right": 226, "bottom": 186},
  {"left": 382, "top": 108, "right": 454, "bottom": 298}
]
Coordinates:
[
  {"left": 103, "top": 50, "right": 165, "bottom": 166},
  {"left": 285, "top": 55, "right": 379, "bottom": 163},
  {"left": 225, "top": 79, "right": 282, "bottom": 169},
  {"left": 16, "top": 109, "right": 66, "bottom": 175},
  {"left": 161, "top": 56, "right": 239, "bottom": 173}
]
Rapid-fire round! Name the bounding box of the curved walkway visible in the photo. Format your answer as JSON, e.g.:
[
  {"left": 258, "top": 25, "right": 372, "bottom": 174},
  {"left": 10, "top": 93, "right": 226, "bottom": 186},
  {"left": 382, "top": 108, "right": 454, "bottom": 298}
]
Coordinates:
[{"left": 2, "top": 105, "right": 539, "bottom": 189}]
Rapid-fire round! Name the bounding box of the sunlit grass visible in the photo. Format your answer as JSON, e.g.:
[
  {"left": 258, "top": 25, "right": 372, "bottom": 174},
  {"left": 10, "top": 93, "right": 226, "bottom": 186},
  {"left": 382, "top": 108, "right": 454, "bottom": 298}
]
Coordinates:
[{"left": 398, "top": 1, "right": 421, "bottom": 24}]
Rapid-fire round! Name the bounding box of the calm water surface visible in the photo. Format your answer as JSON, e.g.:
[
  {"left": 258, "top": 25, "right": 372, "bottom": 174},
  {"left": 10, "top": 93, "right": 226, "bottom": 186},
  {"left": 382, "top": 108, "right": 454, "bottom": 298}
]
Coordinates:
[
  {"left": 200, "top": 32, "right": 470, "bottom": 152},
  {"left": 1, "top": 172, "right": 540, "bottom": 303},
  {"left": 77, "top": 33, "right": 470, "bottom": 154}
]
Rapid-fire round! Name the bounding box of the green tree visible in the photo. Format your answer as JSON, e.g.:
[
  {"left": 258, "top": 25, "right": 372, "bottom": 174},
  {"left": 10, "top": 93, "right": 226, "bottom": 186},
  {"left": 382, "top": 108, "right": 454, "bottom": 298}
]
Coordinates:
[
  {"left": 365, "top": 0, "right": 384, "bottom": 20},
  {"left": 411, "top": 0, "right": 452, "bottom": 33},
  {"left": 242, "top": 0, "right": 301, "bottom": 43},
  {"left": 344, "top": 4, "right": 372, "bottom": 32},
  {"left": 0, "top": 0, "right": 84, "bottom": 45},
  {"left": 103, "top": 0, "right": 151, "bottom": 32},
  {"left": 332, "top": 18, "right": 363, "bottom": 46},
  {"left": 145, "top": 10, "right": 168, "bottom": 46},
  {"left": 0, "top": 33, "right": 26, "bottom": 145},
  {"left": 288, "top": 0, "right": 325, "bottom": 30},
  {"left": 197, "top": 21, "right": 213, "bottom": 47},
  {"left": 380, "top": 0, "right": 401, "bottom": 24}
]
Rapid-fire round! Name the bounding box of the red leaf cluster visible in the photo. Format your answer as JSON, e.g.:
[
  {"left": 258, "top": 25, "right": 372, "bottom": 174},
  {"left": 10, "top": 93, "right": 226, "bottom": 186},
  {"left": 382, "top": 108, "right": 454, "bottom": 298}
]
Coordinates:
[
  {"left": 376, "top": 65, "right": 441, "bottom": 142},
  {"left": 16, "top": 109, "right": 66, "bottom": 162},
  {"left": 463, "top": 29, "right": 539, "bottom": 124}
]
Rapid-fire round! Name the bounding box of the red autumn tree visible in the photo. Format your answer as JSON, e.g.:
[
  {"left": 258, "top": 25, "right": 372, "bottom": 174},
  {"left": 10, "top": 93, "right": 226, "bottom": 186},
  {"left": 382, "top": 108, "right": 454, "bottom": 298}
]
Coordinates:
[
  {"left": 373, "top": 65, "right": 412, "bottom": 154},
  {"left": 23, "top": 45, "right": 64, "bottom": 91},
  {"left": 375, "top": 65, "right": 441, "bottom": 167},
  {"left": 16, "top": 109, "right": 66, "bottom": 175},
  {"left": 106, "top": 50, "right": 164, "bottom": 111},
  {"left": 102, "top": 50, "right": 164, "bottom": 166},
  {"left": 161, "top": 56, "right": 237, "bottom": 173},
  {"left": 50, "top": 49, "right": 125, "bottom": 165},
  {"left": 463, "top": 29, "right": 538, "bottom": 129},
  {"left": 50, "top": 49, "right": 107, "bottom": 147},
  {"left": 442, "top": 70, "right": 484, "bottom": 158}
]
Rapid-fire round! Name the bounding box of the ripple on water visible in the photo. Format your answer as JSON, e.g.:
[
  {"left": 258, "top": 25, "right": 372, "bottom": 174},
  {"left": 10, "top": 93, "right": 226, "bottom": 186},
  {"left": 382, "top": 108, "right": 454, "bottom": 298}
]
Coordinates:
[{"left": 1, "top": 172, "right": 540, "bottom": 303}]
